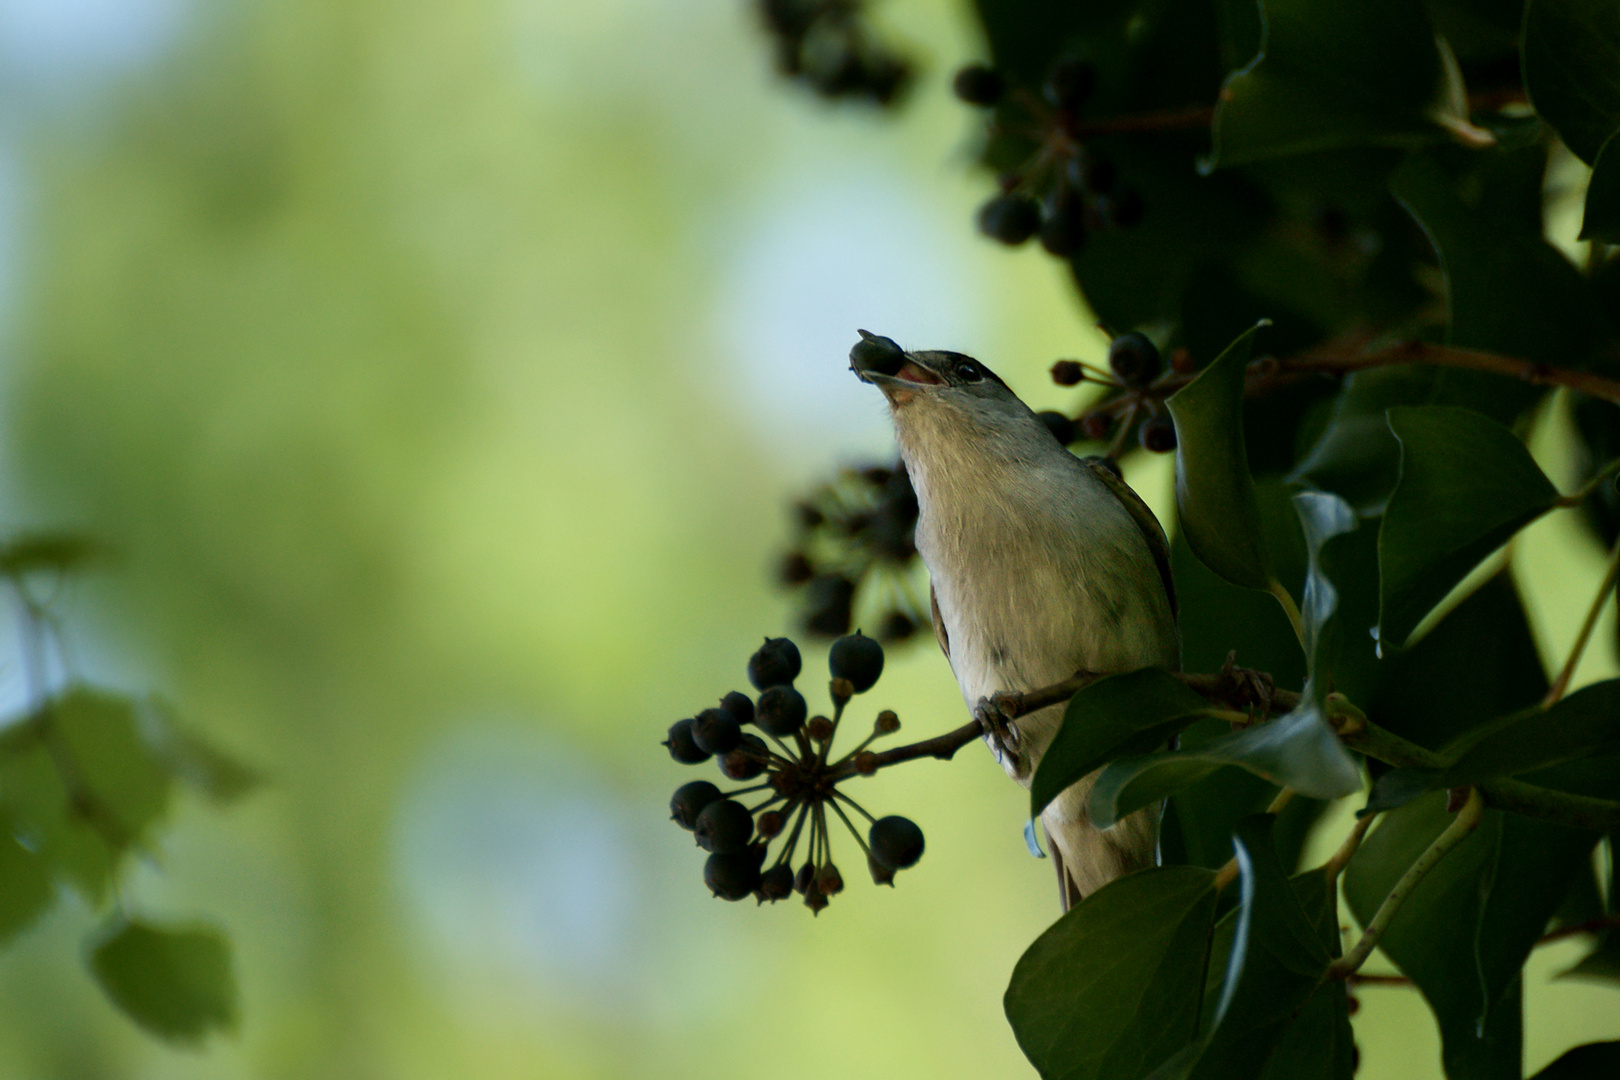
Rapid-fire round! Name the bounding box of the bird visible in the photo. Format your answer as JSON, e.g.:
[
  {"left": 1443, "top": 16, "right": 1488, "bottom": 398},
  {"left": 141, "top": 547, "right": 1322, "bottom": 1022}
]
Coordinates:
[{"left": 849, "top": 329, "right": 1179, "bottom": 909}]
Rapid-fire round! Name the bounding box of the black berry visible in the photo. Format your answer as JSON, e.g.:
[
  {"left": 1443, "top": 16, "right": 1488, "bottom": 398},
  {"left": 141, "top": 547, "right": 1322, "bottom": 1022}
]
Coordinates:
[
  {"left": 803, "top": 574, "right": 855, "bottom": 637},
  {"left": 878, "top": 610, "right": 915, "bottom": 642},
  {"left": 694, "top": 799, "right": 754, "bottom": 854},
  {"left": 748, "top": 637, "right": 802, "bottom": 690},
  {"left": 1081, "top": 412, "right": 1112, "bottom": 441},
  {"left": 664, "top": 718, "right": 710, "bottom": 764},
  {"left": 952, "top": 63, "right": 1005, "bottom": 106},
  {"left": 756, "top": 684, "right": 808, "bottom": 737},
  {"left": 978, "top": 193, "right": 1040, "bottom": 246},
  {"left": 1139, "top": 415, "right": 1177, "bottom": 453},
  {"left": 794, "top": 862, "right": 816, "bottom": 895},
  {"left": 1051, "top": 360, "right": 1085, "bottom": 386},
  {"left": 1078, "top": 153, "right": 1116, "bottom": 195},
  {"left": 1039, "top": 194, "right": 1086, "bottom": 257},
  {"left": 1036, "top": 410, "right": 1076, "bottom": 445},
  {"left": 829, "top": 631, "right": 884, "bottom": 692},
  {"left": 670, "top": 781, "right": 722, "bottom": 830},
  {"left": 1044, "top": 57, "right": 1095, "bottom": 110},
  {"left": 870, "top": 815, "right": 925, "bottom": 870},
  {"left": 721, "top": 691, "right": 755, "bottom": 727},
  {"left": 1108, "top": 332, "right": 1161, "bottom": 387},
  {"left": 758, "top": 864, "right": 795, "bottom": 902},
  {"left": 705, "top": 851, "right": 762, "bottom": 901},
  {"left": 720, "top": 734, "right": 770, "bottom": 780},
  {"left": 816, "top": 864, "right": 845, "bottom": 895},
  {"left": 779, "top": 551, "right": 814, "bottom": 585},
  {"left": 691, "top": 707, "right": 743, "bottom": 755},
  {"left": 850, "top": 330, "right": 906, "bottom": 378}
]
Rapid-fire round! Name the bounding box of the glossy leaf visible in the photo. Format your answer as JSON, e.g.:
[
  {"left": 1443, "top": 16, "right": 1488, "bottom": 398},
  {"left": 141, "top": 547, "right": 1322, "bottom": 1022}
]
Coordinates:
[
  {"left": 1030, "top": 669, "right": 1210, "bottom": 819},
  {"left": 1345, "top": 794, "right": 1520, "bottom": 1078},
  {"left": 1378, "top": 406, "right": 1561, "bottom": 649},
  {"left": 1167, "top": 321, "right": 1275, "bottom": 591},
  {"left": 0, "top": 810, "right": 54, "bottom": 945},
  {"left": 1005, "top": 866, "right": 1218, "bottom": 1080},
  {"left": 88, "top": 917, "right": 238, "bottom": 1043},
  {"left": 1528, "top": 1040, "right": 1620, "bottom": 1078},
  {"left": 1581, "top": 130, "right": 1620, "bottom": 243},
  {"left": 1207, "top": 0, "right": 1449, "bottom": 169},
  {"left": 1091, "top": 706, "right": 1360, "bottom": 828},
  {"left": 1369, "top": 571, "right": 1549, "bottom": 751},
  {"left": 1150, "top": 819, "right": 1348, "bottom": 1080},
  {"left": 1392, "top": 149, "right": 1608, "bottom": 374},
  {"left": 1523, "top": 0, "right": 1620, "bottom": 164}
]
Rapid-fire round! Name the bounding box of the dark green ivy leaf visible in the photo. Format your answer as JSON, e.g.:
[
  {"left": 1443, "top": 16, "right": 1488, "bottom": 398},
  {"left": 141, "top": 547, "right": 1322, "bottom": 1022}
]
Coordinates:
[
  {"left": 88, "top": 917, "right": 238, "bottom": 1043},
  {"left": 1149, "top": 818, "right": 1347, "bottom": 1080},
  {"left": 1168, "top": 321, "right": 1277, "bottom": 592},
  {"left": 1005, "top": 866, "right": 1218, "bottom": 1080},
  {"left": 1090, "top": 706, "right": 1360, "bottom": 828},
  {"left": 1581, "top": 131, "right": 1620, "bottom": 244},
  {"left": 1344, "top": 793, "right": 1520, "bottom": 1079},
  {"left": 1378, "top": 406, "right": 1561, "bottom": 650},
  {"left": 1207, "top": 0, "right": 1453, "bottom": 169},
  {"left": 1528, "top": 1040, "right": 1620, "bottom": 1078},
  {"left": 1031, "top": 669, "right": 1211, "bottom": 819},
  {"left": 1392, "top": 148, "right": 1608, "bottom": 374},
  {"left": 1523, "top": 0, "right": 1620, "bottom": 165}
]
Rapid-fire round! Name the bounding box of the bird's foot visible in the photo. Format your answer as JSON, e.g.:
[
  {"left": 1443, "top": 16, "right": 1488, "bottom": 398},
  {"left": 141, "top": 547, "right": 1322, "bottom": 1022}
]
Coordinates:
[
  {"left": 1219, "top": 650, "right": 1275, "bottom": 723},
  {"left": 973, "top": 694, "right": 1022, "bottom": 765}
]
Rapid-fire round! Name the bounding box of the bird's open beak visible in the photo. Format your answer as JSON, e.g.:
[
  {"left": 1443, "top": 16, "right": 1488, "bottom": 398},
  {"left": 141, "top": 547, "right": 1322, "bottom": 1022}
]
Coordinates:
[{"left": 849, "top": 331, "right": 944, "bottom": 398}]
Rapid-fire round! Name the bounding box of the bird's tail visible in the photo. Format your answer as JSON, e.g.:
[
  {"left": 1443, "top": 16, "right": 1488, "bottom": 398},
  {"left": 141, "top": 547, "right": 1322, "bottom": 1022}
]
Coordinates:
[{"left": 1041, "top": 772, "right": 1160, "bottom": 910}]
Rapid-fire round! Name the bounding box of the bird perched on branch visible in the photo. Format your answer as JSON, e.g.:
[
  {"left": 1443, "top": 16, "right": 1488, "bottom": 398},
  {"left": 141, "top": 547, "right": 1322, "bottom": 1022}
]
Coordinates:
[{"left": 850, "top": 330, "right": 1179, "bottom": 908}]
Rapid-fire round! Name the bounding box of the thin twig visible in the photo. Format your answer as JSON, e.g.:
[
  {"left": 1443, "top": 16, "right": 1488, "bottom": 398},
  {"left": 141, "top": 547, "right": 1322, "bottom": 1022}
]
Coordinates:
[
  {"left": 1322, "top": 813, "right": 1376, "bottom": 885},
  {"left": 1538, "top": 912, "right": 1620, "bottom": 946},
  {"left": 1329, "top": 788, "right": 1485, "bottom": 979},
  {"left": 1544, "top": 534, "right": 1620, "bottom": 705}
]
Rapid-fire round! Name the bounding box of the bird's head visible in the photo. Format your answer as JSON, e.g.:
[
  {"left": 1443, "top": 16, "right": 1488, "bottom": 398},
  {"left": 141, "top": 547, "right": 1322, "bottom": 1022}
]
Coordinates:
[{"left": 848, "top": 330, "right": 1039, "bottom": 449}]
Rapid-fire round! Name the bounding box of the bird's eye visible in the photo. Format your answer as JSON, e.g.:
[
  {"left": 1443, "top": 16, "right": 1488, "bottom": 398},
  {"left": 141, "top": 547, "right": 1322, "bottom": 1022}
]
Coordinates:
[{"left": 957, "top": 361, "right": 984, "bottom": 382}]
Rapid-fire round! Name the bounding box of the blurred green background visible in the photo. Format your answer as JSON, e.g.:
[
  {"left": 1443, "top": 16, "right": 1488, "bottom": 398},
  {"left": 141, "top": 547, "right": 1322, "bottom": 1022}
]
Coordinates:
[{"left": 0, "top": 1, "right": 1614, "bottom": 1077}]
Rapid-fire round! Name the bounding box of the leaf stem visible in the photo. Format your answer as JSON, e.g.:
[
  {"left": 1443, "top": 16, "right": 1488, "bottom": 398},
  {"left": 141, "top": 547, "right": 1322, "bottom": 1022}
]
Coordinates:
[
  {"left": 1543, "top": 533, "right": 1620, "bottom": 706},
  {"left": 1268, "top": 580, "right": 1307, "bottom": 654},
  {"left": 1321, "top": 812, "right": 1376, "bottom": 886},
  {"left": 1328, "top": 788, "right": 1484, "bottom": 979},
  {"left": 1557, "top": 456, "right": 1620, "bottom": 507}
]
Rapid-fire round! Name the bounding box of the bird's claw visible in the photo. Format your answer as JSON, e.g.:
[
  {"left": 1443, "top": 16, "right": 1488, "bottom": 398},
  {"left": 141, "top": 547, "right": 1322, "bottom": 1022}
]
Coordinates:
[{"left": 974, "top": 694, "right": 1021, "bottom": 765}]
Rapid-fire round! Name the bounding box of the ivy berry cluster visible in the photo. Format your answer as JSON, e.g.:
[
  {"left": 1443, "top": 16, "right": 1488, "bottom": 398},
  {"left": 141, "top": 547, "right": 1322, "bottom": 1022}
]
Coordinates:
[
  {"left": 756, "top": 0, "right": 912, "bottom": 106},
  {"left": 664, "top": 634, "right": 926, "bottom": 912},
  {"left": 778, "top": 463, "right": 923, "bottom": 642},
  {"left": 953, "top": 57, "right": 1144, "bottom": 256},
  {"left": 1042, "top": 331, "right": 1188, "bottom": 456}
]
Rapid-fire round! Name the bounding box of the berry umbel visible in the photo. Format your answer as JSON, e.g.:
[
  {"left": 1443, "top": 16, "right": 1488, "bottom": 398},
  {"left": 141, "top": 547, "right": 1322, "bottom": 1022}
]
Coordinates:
[{"left": 663, "top": 635, "right": 926, "bottom": 911}]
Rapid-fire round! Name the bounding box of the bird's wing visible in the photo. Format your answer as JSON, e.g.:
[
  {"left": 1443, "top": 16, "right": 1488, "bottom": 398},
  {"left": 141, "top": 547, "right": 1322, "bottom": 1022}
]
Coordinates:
[
  {"left": 929, "top": 582, "right": 952, "bottom": 665},
  {"left": 1082, "top": 459, "right": 1178, "bottom": 621}
]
